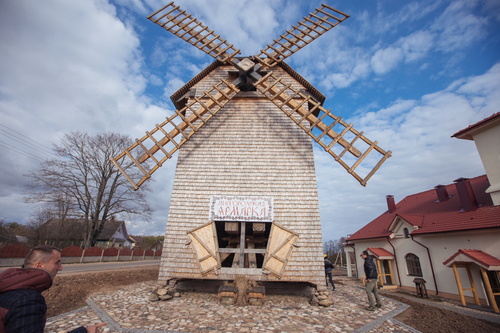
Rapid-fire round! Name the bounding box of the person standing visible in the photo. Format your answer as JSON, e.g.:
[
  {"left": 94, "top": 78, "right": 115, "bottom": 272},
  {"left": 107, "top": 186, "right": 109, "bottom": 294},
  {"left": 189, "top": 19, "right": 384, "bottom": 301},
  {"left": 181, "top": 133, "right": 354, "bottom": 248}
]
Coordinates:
[
  {"left": 0, "top": 245, "right": 106, "bottom": 333},
  {"left": 360, "top": 250, "right": 382, "bottom": 311},
  {"left": 324, "top": 254, "right": 336, "bottom": 291}
]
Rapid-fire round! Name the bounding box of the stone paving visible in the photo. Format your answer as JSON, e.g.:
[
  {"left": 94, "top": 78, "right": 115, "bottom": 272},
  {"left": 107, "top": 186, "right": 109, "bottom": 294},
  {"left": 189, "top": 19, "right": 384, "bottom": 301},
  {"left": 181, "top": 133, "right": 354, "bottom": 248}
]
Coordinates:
[{"left": 46, "top": 277, "right": 422, "bottom": 333}]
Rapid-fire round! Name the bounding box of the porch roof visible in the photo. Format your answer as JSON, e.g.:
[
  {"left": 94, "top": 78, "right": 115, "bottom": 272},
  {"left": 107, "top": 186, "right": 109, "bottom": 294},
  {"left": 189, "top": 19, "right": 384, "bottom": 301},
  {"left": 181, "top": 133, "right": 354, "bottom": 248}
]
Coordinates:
[
  {"left": 367, "top": 247, "right": 394, "bottom": 260},
  {"left": 443, "top": 249, "right": 500, "bottom": 271}
]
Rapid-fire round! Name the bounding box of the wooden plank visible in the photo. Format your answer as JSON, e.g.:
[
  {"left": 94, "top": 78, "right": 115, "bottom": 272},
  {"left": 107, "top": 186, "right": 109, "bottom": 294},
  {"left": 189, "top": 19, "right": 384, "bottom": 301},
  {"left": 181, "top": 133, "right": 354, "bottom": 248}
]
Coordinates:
[
  {"left": 247, "top": 242, "right": 257, "bottom": 268},
  {"left": 263, "top": 223, "right": 298, "bottom": 277}
]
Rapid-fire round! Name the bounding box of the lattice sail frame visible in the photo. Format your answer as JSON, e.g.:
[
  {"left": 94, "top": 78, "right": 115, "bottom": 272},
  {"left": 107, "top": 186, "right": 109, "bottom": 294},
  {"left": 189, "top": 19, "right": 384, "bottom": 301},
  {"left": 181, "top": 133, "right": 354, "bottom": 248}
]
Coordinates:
[
  {"left": 254, "top": 72, "right": 391, "bottom": 186},
  {"left": 113, "top": 2, "right": 391, "bottom": 189},
  {"left": 255, "top": 4, "right": 349, "bottom": 69},
  {"left": 148, "top": 2, "right": 241, "bottom": 63},
  {"left": 111, "top": 80, "right": 240, "bottom": 190}
]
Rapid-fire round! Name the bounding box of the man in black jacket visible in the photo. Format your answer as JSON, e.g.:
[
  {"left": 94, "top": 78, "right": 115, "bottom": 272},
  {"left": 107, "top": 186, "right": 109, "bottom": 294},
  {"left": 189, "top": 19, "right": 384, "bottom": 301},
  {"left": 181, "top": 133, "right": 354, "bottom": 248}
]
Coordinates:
[{"left": 360, "top": 250, "right": 382, "bottom": 311}]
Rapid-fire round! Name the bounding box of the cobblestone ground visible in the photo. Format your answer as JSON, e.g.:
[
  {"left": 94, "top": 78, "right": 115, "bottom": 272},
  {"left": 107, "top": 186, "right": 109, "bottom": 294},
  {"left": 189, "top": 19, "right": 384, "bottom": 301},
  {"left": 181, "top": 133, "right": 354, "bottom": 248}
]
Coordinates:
[{"left": 46, "top": 278, "right": 418, "bottom": 333}]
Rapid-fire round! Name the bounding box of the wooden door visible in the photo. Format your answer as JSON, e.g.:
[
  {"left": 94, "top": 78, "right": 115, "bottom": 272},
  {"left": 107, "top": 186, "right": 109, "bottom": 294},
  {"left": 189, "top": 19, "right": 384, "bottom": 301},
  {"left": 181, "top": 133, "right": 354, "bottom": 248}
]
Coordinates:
[
  {"left": 187, "top": 221, "right": 221, "bottom": 274},
  {"left": 263, "top": 223, "right": 298, "bottom": 277}
]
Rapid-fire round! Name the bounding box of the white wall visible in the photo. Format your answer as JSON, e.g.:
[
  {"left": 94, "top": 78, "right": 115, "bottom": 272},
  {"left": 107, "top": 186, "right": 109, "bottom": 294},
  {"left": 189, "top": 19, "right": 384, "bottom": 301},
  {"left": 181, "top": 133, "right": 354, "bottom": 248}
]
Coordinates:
[
  {"left": 473, "top": 125, "right": 500, "bottom": 205},
  {"left": 351, "top": 228, "right": 500, "bottom": 302}
]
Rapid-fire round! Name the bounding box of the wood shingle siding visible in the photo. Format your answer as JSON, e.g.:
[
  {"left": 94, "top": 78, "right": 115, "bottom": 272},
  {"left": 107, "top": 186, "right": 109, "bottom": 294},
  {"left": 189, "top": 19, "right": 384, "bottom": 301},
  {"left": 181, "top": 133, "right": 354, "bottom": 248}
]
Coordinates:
[{"left": 158, "top": 65, "right": 325, "bottom": 287}]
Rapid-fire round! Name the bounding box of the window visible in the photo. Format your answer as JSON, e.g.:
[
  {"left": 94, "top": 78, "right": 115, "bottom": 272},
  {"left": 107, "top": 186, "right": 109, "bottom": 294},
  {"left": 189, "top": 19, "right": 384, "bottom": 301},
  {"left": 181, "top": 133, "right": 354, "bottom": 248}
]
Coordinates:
[
  {"left": 405, "top": 253, "right": 422, "bottom": 276},
  {"left": 403, "top": 227, "right": 410, "bottom": 238}
]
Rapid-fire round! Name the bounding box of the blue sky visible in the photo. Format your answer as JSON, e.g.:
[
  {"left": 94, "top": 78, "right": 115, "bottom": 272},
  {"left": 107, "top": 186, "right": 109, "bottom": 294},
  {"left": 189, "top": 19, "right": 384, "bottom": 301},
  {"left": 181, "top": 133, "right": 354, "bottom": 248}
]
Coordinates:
[{"left": 1, "top": 0, "right": 499, "bottom": 241}]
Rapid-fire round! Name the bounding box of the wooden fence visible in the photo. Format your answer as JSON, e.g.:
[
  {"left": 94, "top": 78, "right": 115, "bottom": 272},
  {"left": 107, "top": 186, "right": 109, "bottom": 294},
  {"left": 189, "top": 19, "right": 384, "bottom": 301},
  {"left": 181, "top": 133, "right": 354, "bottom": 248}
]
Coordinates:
[{"left": 0, "top": 244, "right": 162, "bottom": 267}]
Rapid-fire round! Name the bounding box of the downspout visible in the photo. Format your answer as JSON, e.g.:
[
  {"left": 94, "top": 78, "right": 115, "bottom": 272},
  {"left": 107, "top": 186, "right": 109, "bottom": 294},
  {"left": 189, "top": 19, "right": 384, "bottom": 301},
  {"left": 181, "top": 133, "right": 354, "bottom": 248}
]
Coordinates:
[
  {"left": 411, "top": 235, "right": 439, "bottom": 295},
  {"left": 386, "top": 237, "right": 402, "bottom": 287}
]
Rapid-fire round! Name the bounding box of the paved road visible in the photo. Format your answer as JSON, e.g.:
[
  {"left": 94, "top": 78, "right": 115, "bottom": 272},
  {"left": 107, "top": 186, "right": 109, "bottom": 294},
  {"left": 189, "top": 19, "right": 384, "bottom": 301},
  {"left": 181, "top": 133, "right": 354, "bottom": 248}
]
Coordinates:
[{"left": 0, "top": 260, "right": 160, "bottom": 274}]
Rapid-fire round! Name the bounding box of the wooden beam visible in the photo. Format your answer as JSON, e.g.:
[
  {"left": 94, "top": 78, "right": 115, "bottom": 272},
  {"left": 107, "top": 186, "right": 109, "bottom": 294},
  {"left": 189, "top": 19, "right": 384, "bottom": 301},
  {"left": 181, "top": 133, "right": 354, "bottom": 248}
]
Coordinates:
[
  {"left": 480, "top": 267, "right": 500, "bottom": 313},
  {"left": 466, "top": 264, "right": 481, "bottom": 306},
  {"left": 256, "top": 78, "right": 362, "bottom": 157},
  {"left": 452, "top": 263, "right": 467, "bottom": 306}
]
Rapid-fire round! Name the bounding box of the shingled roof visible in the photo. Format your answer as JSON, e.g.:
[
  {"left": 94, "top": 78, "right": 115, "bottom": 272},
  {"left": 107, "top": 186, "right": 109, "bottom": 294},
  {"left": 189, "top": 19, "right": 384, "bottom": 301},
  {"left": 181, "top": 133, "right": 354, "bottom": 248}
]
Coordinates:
[
  {"left": 169, "top": 60, "right": 326, "bottom": 111},
  {"left": 347, "top": 174, "right": 500, "bottom": 241}
]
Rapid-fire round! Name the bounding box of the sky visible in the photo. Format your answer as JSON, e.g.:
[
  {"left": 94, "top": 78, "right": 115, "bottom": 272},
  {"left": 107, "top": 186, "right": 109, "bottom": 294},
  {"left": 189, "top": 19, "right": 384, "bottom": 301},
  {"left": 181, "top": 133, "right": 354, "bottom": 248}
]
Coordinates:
[{"left": 1, "top": 0, "right": 499, "bottom": 241}]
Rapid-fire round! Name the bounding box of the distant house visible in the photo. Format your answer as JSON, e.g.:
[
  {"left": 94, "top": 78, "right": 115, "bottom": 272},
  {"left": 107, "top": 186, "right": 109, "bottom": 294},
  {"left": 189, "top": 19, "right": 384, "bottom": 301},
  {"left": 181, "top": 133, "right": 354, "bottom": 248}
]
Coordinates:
[
  {"left": 0, "top": 225, "right": 18, "bottom": 246},
  {"left": 39, "top": 218, "right": 132, "bottom": 248},
  {"left": 129, "top": 235, "right": 163, "bottom": 251},
  {"left": 345, "top": 113, "right": 500, "bottom": 313}
]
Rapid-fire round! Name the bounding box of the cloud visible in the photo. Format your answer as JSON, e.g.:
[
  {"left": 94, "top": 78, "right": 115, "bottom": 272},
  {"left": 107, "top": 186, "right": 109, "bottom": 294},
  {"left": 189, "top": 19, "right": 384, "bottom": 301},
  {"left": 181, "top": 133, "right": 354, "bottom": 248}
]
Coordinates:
[
  {"left": 370, "top": 47, "right": 405, "bottom": 75},
  {"left": 431, "top": 1, "right": 489, "bottom": 52},
  {"left": 317, "top": 63, "right": 499, "bottom": 240}
]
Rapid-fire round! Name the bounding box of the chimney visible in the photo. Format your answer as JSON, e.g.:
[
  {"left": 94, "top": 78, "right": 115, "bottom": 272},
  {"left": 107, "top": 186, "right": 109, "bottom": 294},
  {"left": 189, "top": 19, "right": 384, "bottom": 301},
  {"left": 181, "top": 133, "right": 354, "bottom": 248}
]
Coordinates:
[
  {"left": 386, "top": 195, "right": 396, "bottom": 213},
  {"left": 434, "top": 185, "right": 450, "bottom": 202},
  {"left": 453, "top": 177, "right": 478, "bottom": 212}
]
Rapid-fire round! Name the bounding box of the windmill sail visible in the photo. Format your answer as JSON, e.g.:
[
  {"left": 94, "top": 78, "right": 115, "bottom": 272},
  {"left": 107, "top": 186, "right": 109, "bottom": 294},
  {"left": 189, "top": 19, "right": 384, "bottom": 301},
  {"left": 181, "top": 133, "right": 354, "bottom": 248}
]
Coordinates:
[
  {"left": 254, "top": 72, "right": 391, "bottom": 186},
  {"left": 148, "top": 2, "right": 240, "bottom": 63},
  {"left": 111, "top": 79, "right": 240, "bottom": 190},
  {"left": 254, "top": 4, "right": 349, "bottom": 68}
]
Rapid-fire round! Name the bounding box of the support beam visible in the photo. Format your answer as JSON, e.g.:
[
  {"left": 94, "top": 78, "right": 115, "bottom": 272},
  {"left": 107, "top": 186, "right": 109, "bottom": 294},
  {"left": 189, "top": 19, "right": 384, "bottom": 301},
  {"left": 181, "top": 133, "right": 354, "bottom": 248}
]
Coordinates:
[
  {"left": 452, "top": 263, "right": 467, "bottom": 306},
  {"left": 480, "top": 267, "right": 500, "bottom": 313},
  {"left": 466, "top": 264, "right": 481, "bottom": 306}
]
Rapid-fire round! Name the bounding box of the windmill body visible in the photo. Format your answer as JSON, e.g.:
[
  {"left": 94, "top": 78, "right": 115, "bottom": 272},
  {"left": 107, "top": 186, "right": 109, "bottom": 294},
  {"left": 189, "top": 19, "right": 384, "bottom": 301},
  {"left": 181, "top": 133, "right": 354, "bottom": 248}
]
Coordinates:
[
  {"left": 158, "top": 63, "right": 324, "bottom": 286},
  {"left": 112, "top": 2, "right": 391, "bottom": 292}
]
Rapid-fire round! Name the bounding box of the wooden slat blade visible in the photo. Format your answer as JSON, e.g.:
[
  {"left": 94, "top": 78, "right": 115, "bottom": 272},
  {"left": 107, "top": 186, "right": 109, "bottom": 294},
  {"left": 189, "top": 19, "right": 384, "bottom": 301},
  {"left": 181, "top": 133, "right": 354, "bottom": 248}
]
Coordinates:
[
  {"left": 111, "top": 79, "right": 240, "bottom": 190},
  {"left": 148, "top": 2, "right": 241, "bottom": 63},
  {"left": 254, "top": 4, "right": 349, "bottom": 69},
  {"left": 254, "top": 72, "right": 391, "bottom": 186}
]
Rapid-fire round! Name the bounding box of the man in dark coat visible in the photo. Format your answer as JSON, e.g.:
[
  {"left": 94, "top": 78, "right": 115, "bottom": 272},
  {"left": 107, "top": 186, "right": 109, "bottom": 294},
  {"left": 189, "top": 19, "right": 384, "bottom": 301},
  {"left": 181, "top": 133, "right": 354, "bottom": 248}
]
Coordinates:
[
  {"left": 323, "top": 254, "right": 336, "bottom": 290},
  {"left": 360, "top": 250, "right": 382, "bottom": 311},
  {"left": 0, "top": 245, "right": 106, "bottom": 333}
]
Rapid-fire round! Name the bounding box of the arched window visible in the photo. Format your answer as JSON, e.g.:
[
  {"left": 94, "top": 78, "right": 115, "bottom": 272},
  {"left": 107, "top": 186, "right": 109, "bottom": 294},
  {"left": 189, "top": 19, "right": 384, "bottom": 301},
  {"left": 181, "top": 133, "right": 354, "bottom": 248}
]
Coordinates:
[
  {"left": 405, "top": 253, "right": 422, "bottom": 276},
  {"left": 403, "top": 227, "right": 410, "bottom": 238}
]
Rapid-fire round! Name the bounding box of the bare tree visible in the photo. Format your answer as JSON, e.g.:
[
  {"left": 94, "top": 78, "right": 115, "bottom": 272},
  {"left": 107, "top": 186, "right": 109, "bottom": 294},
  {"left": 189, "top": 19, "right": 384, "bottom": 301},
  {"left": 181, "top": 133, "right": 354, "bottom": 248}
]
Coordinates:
[
  {"left": 26, "top": 132, "right": 152, "bottom": 248},
  {"left": 323, "top": 236, "right": 347, "bottom": 265}
]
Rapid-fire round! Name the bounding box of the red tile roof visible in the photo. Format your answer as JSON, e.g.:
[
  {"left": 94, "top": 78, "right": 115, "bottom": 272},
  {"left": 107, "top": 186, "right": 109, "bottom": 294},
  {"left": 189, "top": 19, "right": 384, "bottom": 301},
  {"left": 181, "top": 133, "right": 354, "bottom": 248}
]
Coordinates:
[
  {"left": 452, "top": 112, "right": 500, "bottom": 140},
  {"left": 443, "top": 249, "right": 500, "bottom": 270},
  {"left": 347, "top": 175, "right": 500, "bottom": 241},
  {"left": 367, "top": 247, "right": 394, "bottom": 259}
]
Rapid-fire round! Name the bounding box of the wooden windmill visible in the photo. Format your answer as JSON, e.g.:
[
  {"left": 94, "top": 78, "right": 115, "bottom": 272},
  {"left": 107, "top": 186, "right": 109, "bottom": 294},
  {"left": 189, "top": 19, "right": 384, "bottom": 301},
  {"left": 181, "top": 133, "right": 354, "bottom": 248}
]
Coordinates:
[{"left": 112, "top": 2, "right": 391, "bottom": 291}]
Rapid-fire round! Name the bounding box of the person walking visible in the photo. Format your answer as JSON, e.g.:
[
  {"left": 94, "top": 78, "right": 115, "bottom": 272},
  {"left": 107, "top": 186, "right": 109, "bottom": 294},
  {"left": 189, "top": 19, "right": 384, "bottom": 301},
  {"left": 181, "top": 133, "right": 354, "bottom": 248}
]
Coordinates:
[
  {"left": 0, "top": 245, "right": 106, "bottom": 333},
  {"left": 360, "top": 250, "right": 382, "bottom": 311},
  {"left": 324, "top": 254, "right": 336, "bottom": 291}
]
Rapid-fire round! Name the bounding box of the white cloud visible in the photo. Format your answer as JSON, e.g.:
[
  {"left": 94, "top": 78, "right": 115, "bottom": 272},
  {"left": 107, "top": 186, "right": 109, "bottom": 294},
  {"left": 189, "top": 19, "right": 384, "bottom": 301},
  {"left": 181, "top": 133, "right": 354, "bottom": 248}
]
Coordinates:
[
  {"left": 317, "top": 63, "right": 499, "bottom": 240},
  {"left": 399, "top": 31, "right": 434, "bottom": 62},
  {"left": 370, "top": 47, "right": 404, "bottom": 75},
  {"left": 432, "top": 1, "right": 489, "bottom": 52}
]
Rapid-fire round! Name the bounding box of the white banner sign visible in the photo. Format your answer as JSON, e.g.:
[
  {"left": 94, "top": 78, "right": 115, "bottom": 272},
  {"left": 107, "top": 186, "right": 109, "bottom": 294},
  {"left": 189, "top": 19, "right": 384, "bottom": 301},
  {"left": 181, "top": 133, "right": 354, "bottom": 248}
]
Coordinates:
[{"left": 209, "top": 195, "right": 274, "bottom": 222}]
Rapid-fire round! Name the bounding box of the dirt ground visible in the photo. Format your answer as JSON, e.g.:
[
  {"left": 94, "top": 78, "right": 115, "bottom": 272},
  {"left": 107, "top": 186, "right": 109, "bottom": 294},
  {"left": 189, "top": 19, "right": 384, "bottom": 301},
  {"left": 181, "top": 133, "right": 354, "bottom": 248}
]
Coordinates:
[
  {"left": 43, "top": 267, "right": 500, "bottom": 333},
  {"left": 390, "top": 294, "right": 500, "bottom": 333}
]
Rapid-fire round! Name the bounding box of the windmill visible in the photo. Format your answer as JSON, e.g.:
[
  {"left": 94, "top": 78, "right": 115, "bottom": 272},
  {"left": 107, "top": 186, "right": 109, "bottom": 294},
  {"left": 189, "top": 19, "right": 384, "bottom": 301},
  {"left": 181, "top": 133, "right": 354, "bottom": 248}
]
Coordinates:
[{"left": 112, "top": 2, "right": 391, "bottom": 291}]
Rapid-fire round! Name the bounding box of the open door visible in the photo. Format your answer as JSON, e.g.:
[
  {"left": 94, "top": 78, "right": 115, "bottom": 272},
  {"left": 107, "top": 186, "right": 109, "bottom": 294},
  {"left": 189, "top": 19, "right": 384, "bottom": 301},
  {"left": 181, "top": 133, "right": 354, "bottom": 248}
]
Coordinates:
[
  {"left": 263, "top": 223, "right": 298, "bottom": 278},
  {"left": 187, "top": 221, "right": 221, "bottom": 275}
]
